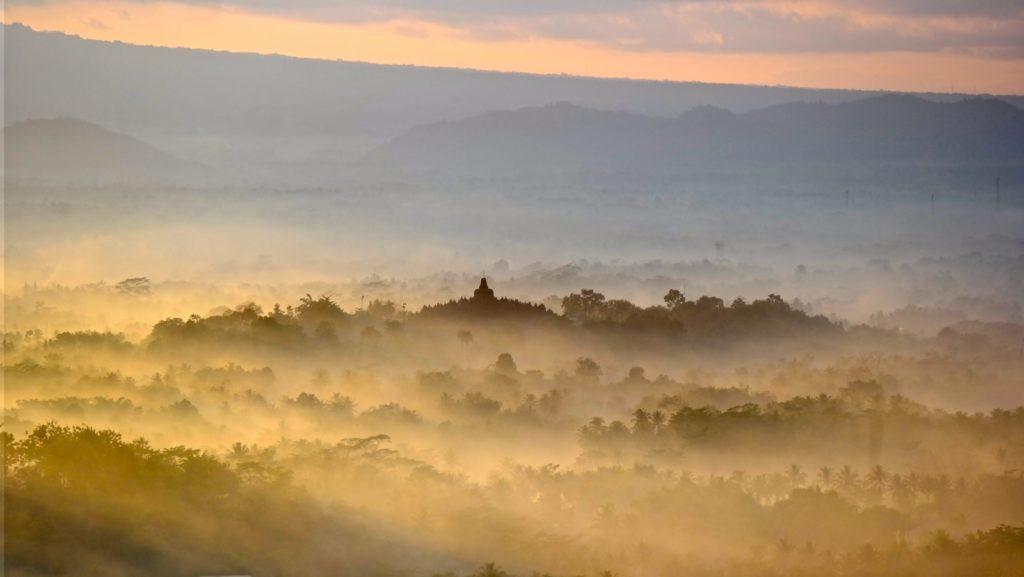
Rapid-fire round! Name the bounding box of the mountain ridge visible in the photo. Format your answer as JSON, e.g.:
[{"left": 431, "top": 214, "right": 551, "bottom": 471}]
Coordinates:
[
  {"left": 7, "top": 22, "right": 1022, "bottom": 172},
  {"left": 3, "top": 117, "right": 207, "bottom": 183},
  {"left": 369, "top": 95, "right": 1024, "bottom": 174}
]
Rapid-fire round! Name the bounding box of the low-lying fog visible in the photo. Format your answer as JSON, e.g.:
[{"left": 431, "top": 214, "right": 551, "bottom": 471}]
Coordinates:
[
  {"left": 5, "top": 173, "right": 1024, "bottom": 577},
  {"left": 5, "top": 25, "right": 1024, "bottom": 577}
]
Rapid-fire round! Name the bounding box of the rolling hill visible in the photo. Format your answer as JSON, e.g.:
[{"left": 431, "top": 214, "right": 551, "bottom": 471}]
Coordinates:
[
  {"left": 3, "top": 117, "right": 205, "bottom": 183},
  {"left": 7, "top": 22, "right": 1022, "bottom": 171},
  {"left": 369, "top": 95, "right": 1024, "bottom": 174}
]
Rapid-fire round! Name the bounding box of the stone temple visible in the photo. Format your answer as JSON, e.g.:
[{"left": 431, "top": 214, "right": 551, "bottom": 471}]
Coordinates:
[
  {"left": 417, "top": 277, "right": 559, "bottom": 321},
  {"left": 473, "top": 278, "right": 495, "bottom": 301}
]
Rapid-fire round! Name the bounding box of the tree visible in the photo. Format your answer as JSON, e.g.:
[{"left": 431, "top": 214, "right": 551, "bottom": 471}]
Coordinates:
[
  {"left": 562, "top": 289, "right": 607, "bottom": 323},
  {"left": 650, "top": 410, "right": 666, "bottom": 433},
  {"left": 694, "top": 295, "right": 725, "bottom": 310},
  {"left": 867, "top": 465, "right": 889, "bottom": 492},
  {"left": 837, "top": 465, "right": 860, "bottom": 492},
  {"left": 818, "top": 466, "right": 834, "bottom": 488},
  {"left": 581, "top": 417, "right": 608, "bottom": 441},
  {"left": 367, "top": 299, "right": 397, "bottom": 319},
  {"left": 664, "top": 289, "right": 687, "bottom": 310},
  {"left": 116, "top": 277, "right": 151, "bottom": 296},
  {"left": 296, "top": 294, "right": 348, "bottom": 329},
  {"left": 786, "top": 464, "right": 807, "bottom": 487},
  {"left": 603, "top": 299, "right": 640, "bottom": 322},
  {"left": 575, "top": 357, "right": 602, "bottom": 384},
  {"left": 228, "top": 442, "right": 250, "bottom": 461},
  {"left": 631, "top": 408, "right": 654, "bottom": 435},
  {"left": 626, "top": 366, "right": 648, "bottom": 384},
  {"left": 495, "top": 353, "right": 518, "bottom": 377}
]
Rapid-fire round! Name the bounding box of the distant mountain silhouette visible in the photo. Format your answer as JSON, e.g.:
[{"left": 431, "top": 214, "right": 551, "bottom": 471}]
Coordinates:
[
  {"left": 8, "top": 22, "right": 1021, "bottom": 173},
  {"left": 3, "top": 117, "right": 203, "bottom": 183},
  {"left": 370, "top": 96, "right": 1024, "bottom": 174}
]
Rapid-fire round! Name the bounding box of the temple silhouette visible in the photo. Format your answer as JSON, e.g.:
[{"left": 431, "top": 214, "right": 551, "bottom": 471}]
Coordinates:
[
  {"left": 418, "top": 277, "right": 558, "bottom": 320},
  {"left": 474, "top": 278, "right": 495, "bottom": 301}
]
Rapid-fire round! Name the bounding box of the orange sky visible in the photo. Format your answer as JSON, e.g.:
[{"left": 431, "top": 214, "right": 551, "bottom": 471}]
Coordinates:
[{"left": 6, "top": 0, "right": 1024, "bottom": 94}]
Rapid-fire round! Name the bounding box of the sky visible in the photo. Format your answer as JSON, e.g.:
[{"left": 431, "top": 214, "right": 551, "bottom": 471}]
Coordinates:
[{"left": 6, "top": 0, "right": 1024, "bottom": 94}]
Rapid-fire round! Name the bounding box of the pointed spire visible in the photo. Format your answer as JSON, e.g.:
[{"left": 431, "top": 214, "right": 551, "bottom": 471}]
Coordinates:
[{"left": 474, "top": 277, "right": 495, "bottom": 300}]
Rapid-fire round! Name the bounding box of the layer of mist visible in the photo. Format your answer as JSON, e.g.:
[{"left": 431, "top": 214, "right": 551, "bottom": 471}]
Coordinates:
[{"left": 4, "top": 20, "right": 1024, "bottom": 577}]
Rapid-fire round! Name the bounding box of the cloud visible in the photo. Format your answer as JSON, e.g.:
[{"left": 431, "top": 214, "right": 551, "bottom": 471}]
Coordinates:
[
  {"left": 512, "top": 3, "right": 1024, "bottom": 56},
  {"left": 8, "top": 0, "right": 1024, "bottom": 57},
  {"left": 19, "top": 0, "right": 1016, "bottom": 21},
  {"left": 80, "top": 15, "right": 110, "bottom": 29},
  {"left": 869, "top": 0, "right": 1024, "bottom": 19}
]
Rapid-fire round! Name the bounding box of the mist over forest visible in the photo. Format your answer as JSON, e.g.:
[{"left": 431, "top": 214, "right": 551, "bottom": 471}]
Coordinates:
[{"left": 4, "top": 22, "right": 1024, "bottom": 577}]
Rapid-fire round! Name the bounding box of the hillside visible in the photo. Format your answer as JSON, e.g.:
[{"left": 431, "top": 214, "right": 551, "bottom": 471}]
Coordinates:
[
  {"left": 369, "top": 96, "right": 1024, "bottom": 174},
  {"left": 7, "top": 22, "right": 1022, "bottom": 170},
  {"left": 3, "top": 117, "right": 204, "bottom": 183}
]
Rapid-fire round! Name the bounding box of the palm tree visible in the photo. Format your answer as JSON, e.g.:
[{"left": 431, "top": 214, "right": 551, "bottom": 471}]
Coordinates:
[
  {"left": 227, "top": 442, "right": 249, "bottom": 461},
  {"left": 867, "top": 464, "right": 889, "bottom": 492},
  {"left": 631, "top": 408, "right": 653, "bottom": 434},
  {"left": 817, "top": 466, "right": 834, "bottom": 488},
  {"left": 837, "top": 465, "right": 859, "bottom": 491},
  {"left": 889, "top": 474, "right": 915, "bottom": 509},
  {"left": 651, "top": 410, "right": 666, "bottom": 434},
  {"left": 786, "top": 464, "right": 807, "bottom": 488}
]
